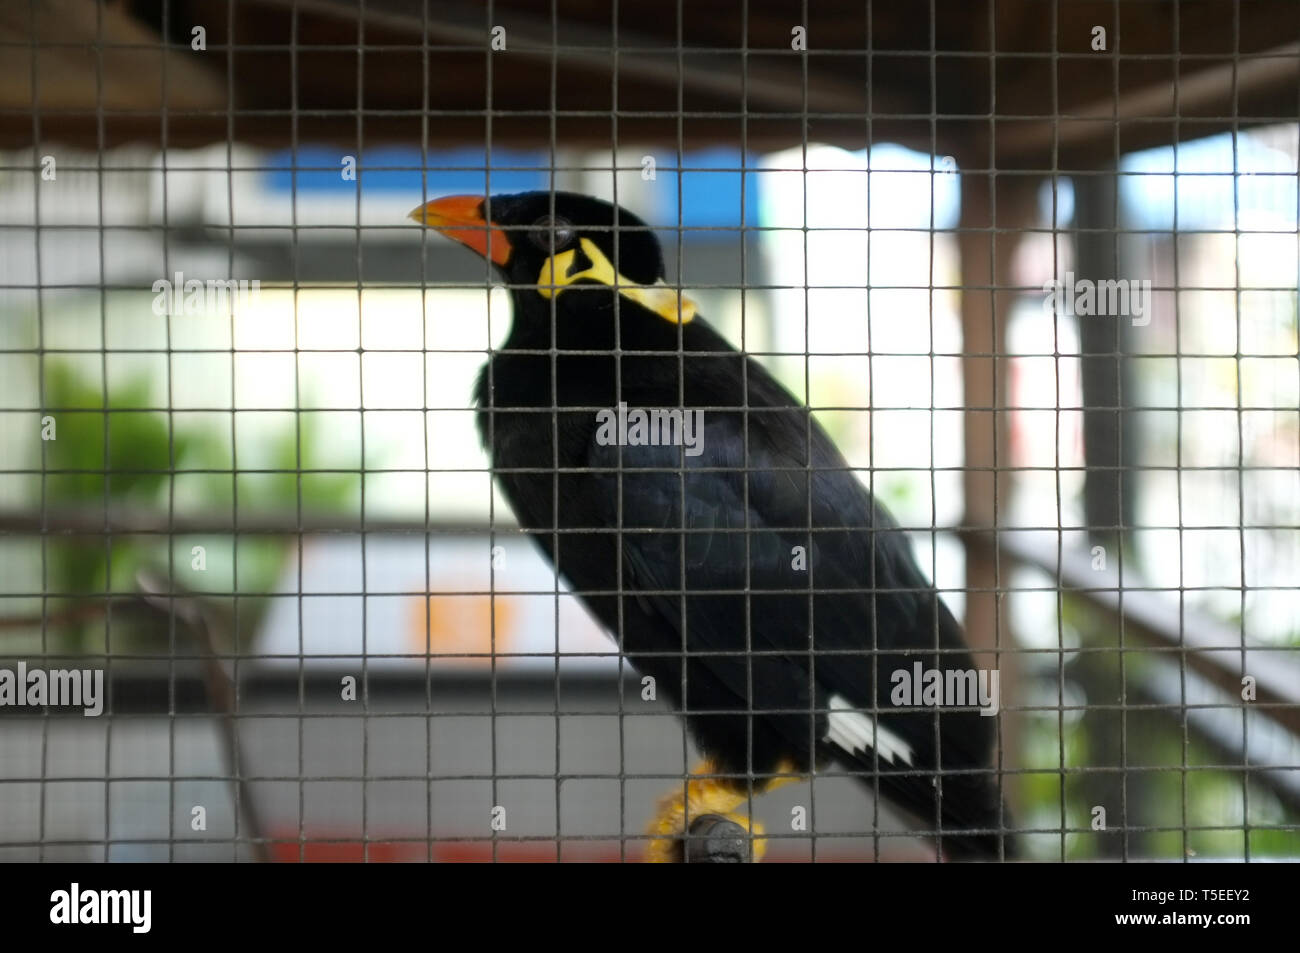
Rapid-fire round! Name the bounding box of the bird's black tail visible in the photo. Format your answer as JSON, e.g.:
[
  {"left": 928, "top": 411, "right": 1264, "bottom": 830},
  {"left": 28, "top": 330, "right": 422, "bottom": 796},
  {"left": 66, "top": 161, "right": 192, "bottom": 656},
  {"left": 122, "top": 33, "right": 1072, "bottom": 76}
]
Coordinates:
[
  {"left": 853, "top": 754, "right": 1017, "bottom": 861},
  {"left": 930, "top": 771, "right": 1017, "bottom": 861}
]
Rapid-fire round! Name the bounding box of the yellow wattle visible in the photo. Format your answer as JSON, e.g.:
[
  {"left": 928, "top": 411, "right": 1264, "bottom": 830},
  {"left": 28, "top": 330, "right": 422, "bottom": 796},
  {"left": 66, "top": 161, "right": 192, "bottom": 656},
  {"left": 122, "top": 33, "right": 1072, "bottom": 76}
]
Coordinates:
[{"left": 536, "top": 237, "right": 696, "bottom": 325}]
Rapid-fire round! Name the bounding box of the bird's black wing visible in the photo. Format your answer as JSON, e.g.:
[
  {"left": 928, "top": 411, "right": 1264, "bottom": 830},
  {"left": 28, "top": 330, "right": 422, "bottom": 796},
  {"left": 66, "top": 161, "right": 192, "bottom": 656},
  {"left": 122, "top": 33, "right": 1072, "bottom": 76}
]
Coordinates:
[{"left": 581, "top": 359, "right": 1007, "bottom": 856}]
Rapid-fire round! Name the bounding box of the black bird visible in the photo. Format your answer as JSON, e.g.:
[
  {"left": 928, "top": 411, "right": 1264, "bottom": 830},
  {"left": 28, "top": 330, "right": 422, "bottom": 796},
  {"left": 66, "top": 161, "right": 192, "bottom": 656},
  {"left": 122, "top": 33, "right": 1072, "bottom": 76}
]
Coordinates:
[{"left": 411, "top": 191, "right": 1012, "bottom": 861}]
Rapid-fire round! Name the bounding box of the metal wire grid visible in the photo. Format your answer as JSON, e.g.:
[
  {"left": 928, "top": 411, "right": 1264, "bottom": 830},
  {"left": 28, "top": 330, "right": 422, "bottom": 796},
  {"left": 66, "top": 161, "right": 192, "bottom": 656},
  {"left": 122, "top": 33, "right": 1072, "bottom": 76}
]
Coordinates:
[{"left": 0, "top": 0, "right": 1298, "bottom": 862}]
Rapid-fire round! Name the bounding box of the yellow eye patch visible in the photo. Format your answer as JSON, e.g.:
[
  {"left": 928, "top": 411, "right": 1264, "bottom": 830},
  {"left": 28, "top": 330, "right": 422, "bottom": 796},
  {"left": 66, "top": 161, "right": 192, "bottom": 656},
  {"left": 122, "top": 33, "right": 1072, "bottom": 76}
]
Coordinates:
[{"left": 536, "top": 237, "right": 697, "bottom": 325}]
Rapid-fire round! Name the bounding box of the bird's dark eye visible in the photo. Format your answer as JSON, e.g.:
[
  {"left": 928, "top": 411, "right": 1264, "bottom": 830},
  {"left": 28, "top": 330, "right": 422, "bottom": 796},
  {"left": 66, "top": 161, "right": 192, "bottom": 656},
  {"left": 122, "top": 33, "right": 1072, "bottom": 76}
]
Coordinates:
[{"left": 529, "top": 215, "right": 575, "bottom": 253}]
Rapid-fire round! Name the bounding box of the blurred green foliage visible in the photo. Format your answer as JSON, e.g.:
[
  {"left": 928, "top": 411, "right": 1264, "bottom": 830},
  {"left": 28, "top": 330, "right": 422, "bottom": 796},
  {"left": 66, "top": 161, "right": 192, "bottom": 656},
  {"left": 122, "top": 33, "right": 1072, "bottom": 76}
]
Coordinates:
[
  {"left": 1016, "top": 591, "right": 1300, "bottom": 860},
  {"left": 40, "top": 360, "right": 354, "bottom": 653}
]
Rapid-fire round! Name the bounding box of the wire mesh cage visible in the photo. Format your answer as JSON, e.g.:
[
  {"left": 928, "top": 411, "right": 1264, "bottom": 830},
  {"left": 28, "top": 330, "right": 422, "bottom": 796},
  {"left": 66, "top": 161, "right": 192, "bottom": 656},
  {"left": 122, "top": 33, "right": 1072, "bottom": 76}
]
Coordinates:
[{"left": 0, "top": 0, "right": 1298, "bottom": 864}]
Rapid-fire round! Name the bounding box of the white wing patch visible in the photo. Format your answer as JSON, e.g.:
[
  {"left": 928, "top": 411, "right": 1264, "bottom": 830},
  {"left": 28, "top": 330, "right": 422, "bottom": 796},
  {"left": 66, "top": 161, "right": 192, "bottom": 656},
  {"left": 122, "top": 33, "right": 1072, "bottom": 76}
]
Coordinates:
[{"left": 824, "top": 694, "right": 915, "bottom": 766}]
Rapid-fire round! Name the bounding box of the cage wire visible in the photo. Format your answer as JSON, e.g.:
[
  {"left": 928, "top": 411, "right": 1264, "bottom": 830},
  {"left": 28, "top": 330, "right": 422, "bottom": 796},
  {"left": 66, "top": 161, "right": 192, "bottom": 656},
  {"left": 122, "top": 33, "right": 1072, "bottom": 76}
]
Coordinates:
[{"left": 0, "top": 0, "right": 1298, "bottom": 863}]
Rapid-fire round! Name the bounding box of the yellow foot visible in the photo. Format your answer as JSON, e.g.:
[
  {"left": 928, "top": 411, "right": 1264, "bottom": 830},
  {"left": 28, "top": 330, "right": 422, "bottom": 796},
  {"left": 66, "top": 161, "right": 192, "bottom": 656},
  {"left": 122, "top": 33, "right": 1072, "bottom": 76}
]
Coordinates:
[{"left": 644, "top": 761, "right": 794, "bottom": 863}]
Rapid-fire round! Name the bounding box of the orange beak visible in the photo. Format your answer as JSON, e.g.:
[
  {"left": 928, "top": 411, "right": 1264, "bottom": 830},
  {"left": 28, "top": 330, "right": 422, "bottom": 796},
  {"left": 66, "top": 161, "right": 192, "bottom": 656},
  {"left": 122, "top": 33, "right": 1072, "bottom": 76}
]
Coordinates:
[{"left": 408, "top": 194, "right": 512, "bottom": 266}]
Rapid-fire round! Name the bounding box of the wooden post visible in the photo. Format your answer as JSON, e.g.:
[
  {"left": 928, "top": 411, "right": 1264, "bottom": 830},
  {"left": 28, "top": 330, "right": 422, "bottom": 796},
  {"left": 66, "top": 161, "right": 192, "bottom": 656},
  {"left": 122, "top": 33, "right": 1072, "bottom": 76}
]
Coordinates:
[
  {"left": 1072, "top": 167, "right": 1137, "bottom": 858},
  {"left": 957, "top": 172, "right": 1037, "bottom": 805}
]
